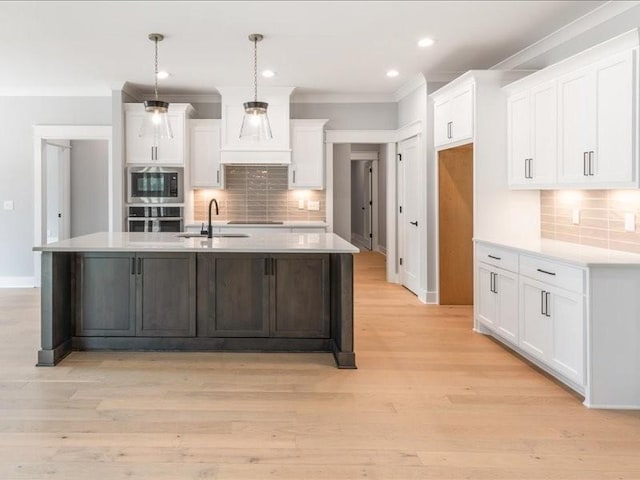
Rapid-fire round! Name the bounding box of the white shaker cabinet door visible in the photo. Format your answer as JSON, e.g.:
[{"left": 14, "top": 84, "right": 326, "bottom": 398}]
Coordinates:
[
  {"left": 548, "top": 287, "right": 585, "bottom": 386},
  {"left": 557, "top": 67, "right": 595, "bottom": 184},
  {"left": 289, "top": 120, "right": 326, "bottom": 189},
  {"left": 495, "top": 269, "right": 518, "bottom": 344},
  {"left": 530, "top": 81, "right": 557, "bottom": 185},
  {"left": 125, "top": 112, "right": 153, "bottom": 164},
  {"left": 593, "top": 48, "right": 636, "bottom": 185},
  {"left": 190, "top": 120, "right": 223, "bottom": 188},
  {"left": 450, "top": 85, "right": 474, "bottom": 143},
  {"left": 155, "top": 114, "right": 185, "bottom": 165},
  {"left": 507, "top": 91, "right": 531, "bottom": 186},
  {"left": 433, "top": 98, "right": 451, "bottom": 147},
  {"left": 477, "top": 264, "right": 497, "bottom": 330},
  {"left": 519, "top": 278, "right": 551, "bottom": 363}
]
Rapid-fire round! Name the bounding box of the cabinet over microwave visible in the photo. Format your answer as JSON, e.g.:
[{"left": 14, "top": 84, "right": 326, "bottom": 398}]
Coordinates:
[{"left": 127, "top": 166, "right": 183, "bottom": 204}]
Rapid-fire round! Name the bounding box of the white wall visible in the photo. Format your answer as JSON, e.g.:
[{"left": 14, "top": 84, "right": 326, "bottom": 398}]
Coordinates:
[
  {"left": 292, "top": 102, "right": 397, "bottom": 130},
  {"left": 333, "top": 144, "right": 351, "bottom": 241},
  {"left": 0, "top": 96, "right": 111, "bottom": 282},
  {"left": 70, "top": 140, "right": 109, "bottom": 237}
]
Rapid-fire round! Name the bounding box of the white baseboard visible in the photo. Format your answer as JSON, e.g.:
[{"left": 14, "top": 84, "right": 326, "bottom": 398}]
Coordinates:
[
  {"left": 0, "top": 276, "right": 36, "bottom": 288},
  {"left": 376, "top": 245, "right": 387, "bottom": 256},
  {"left": 417, "top": 288, "right": 428, "bottom": 304},
  {"left": 426, "top": 290, "right": 439, "bottom": 304}
]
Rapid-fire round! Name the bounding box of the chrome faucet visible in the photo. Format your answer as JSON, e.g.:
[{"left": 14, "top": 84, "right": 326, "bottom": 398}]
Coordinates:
[{"left": 207, "top": 198, "right": 219, "bottom": 238}]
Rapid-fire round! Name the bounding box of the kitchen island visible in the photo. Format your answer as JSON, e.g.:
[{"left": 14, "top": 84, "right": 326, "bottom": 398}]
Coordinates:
[{"left": 33, "top": 232, "right": 358, "bottom": 368}]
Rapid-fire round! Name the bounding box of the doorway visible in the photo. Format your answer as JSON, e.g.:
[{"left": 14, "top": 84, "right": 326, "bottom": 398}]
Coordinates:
[
  {"left": 438, "top": 143, "right": 474, "bottom": 305},
  {"left": 33, "top": 125, "right": 114, "bottom": 287},
  {"left": 350, "top": 159, "right": 375, "bottom": 251}
]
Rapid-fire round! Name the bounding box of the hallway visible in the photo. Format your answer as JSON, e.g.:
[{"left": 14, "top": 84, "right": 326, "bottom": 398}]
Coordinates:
[{"left": 0, "top": 252, "right": 639, "bottom": 478}]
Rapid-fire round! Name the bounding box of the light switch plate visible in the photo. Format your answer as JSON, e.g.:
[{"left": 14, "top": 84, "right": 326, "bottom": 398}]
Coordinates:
[
  {"left": 572, "top": 208, "right": 580, "bottom": 225},
  {"left": 625, "top": 212, "right": 636, "bottom": 232},
  {"left": 298, "top": 199, "right": 305, "bottom": 210},
  {"left": 307, "top": 200, "right": 320, "bottom": 211},
  {"left": 3, "top": 200, "right": 14, "bottom": 211}
]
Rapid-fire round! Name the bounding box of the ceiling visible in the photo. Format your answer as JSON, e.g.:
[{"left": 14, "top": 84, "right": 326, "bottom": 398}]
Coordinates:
[{"left": 0, "top": 1, "right": 608, "bottom": 98}]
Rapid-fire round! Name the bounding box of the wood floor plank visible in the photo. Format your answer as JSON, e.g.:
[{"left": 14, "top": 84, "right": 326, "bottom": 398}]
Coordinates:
[{"left": 0, "top": 252, "right": 639, "bottom": 479}]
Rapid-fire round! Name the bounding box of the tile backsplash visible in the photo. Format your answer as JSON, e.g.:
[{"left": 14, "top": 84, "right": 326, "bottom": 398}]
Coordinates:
[
  {"left": 193, "top": 166, "right": 326, "bottom": 223},
  {"left": 541, "top": 190, "right": 640, "bottom": 254}
]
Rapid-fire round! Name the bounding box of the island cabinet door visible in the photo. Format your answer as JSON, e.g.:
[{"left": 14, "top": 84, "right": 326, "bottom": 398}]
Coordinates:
[
  {"left": 75, "top": 253, "right": 136, "bottom": 336},
  {"left": 271, "top": 254, "right": 331, "bottom": 338},
  {"left": 196, "top": 254, "right": 270, "bottom": 337},
  {"left": 135, "top": 253, "right": 196, "bottom": 337}
]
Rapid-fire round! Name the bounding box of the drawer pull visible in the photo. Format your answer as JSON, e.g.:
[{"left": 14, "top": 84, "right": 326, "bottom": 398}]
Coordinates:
[
  {"left": 537, "top": 268, "right": 556, "bottom": 276},
  {"left": 488, "top": 255, "right": 501, "bottom": 260}
]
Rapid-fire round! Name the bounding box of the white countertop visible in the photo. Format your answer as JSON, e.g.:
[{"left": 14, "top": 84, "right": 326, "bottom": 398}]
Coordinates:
[
  {"left": 475, "top": 238, "right": 640, "bottom": 267},
  {"left": 34, "top": 232, "right": 359, "bottom": 254},
  {"left": 184, "top": 221, "right": 328, "bottom": 228}
]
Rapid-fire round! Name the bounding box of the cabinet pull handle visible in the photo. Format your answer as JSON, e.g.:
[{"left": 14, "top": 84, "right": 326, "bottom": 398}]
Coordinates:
[
  {"left": 489, "top": 272, "right": 494, "bottom": 293},
  {"left": 488, "top": 255, "right": 501, "bottom": 260},
  {"left": 151, "top": 146, "right": 154, "bottom": 161},
  {"left": 271, "top": 258, "right": 276, "bottom": 277},
  {"left": 493, "top": 273, "right": 498, "bottom": 294},
  {"left": 131, "top": 257, "right": 135, "bottom": 275},
  {"left": 264, "top": 258, "right": 270, "bottom": 276},
  {"left": 410, "top": 221, "right": 418, "bottom": 226},
  {"left": 293, "top": 170, "right": 296, "bottom": 184},
  {"left": 545, "top": 292, "right": 551, "bottom": 317},
  {"left": 536, "top": 268, "right": 556, "bottom": 276},
  {"left": 541, "top": 290, "right": 546, "bottom": 315},
  {"left": 137, "top": 258, "right": 142, "bottom": 275},
  {"left": 216, "top": 170, "right": 220, "bottom": 184},
  {"left": 583, "top": 152, "right": 588, "bottom": 176},
  {"left": 589, "top": 151, "right": 595, "bottom": 176}
]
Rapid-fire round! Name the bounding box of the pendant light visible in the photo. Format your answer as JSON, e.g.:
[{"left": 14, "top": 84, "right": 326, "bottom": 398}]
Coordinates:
[
  {"left": 239, "top": 33, "right": 273, "bottom": 141},
  {"left": 139, "top": 33, "right": 173, "bottom": 144}
]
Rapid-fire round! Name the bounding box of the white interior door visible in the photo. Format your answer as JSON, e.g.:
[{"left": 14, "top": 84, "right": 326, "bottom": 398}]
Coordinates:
[
  {"left": 398, "top": 137, "right": 420, "bottom": 295},
  {"left": 363, "top": 161, "right": 373, "bottom": 250},
  {"left": 45, "top": 141, "right": 71, "bottom": 243}
]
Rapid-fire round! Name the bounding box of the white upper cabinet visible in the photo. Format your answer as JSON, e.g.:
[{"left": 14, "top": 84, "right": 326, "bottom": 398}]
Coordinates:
[
  {"left": 508, "top": 82, "right": 557, "bottom": 187},
  {"left": 433, "top": 83, "right": 474, "bottom": 148},
  {"left": 189, "top": 119, "right": 223, "bottom": 189},
  {"left": 505, "top": 30, "right": 639, "bottom": 189},
  {"left": 125, "top": 103, "right": 193, "bottom": 165},
  {"left": 288, "top": 119, "right": 327, "bottom": 189}
]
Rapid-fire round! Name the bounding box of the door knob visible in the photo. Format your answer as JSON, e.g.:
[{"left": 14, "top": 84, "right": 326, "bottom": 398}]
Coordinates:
[{"left": 410, "top": 221, "right": 418, "bottom": 226}]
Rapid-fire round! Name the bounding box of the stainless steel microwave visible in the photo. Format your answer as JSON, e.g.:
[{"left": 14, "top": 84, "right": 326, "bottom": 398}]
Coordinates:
[{"left": 127, "top": 166, "right": 183, "bottom": 204}]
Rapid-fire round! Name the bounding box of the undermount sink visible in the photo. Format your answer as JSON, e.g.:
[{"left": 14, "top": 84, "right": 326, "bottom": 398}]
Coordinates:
[{"left": 177, "top": 232, "right": 250, "bottom": 238}]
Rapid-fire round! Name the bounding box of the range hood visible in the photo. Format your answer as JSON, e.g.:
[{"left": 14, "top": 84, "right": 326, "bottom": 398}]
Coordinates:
[{"left": 218, "top": 86, "right": 295, "bottom": 165}]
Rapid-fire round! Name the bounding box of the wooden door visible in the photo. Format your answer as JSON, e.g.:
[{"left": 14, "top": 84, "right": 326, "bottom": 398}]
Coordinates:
[
  {"left": 271, "top": 254, "right": 330, "bottom": 338},
  {"left": 76, "top": 253, "right": 136, "bottom": 336},
  {"left": 196, "top": 254, "right": 270, "bottom": 337},
  {"left": 136, "top": 253, "right": 196, "bottom": 337},
  {"left": 438, "top": 144, "right": 473, "bottom": 305}
]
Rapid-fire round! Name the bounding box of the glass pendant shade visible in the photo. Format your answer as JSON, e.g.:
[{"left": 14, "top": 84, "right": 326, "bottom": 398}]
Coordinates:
[
  {"left": 240, "top": 101, "right": 272, "bottom": 141},
  {"left": 139, "top": 100, "right": 173, "bottom": 144}
]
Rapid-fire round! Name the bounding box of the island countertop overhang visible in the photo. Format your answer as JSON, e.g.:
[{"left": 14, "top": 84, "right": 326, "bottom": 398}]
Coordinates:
[{"left": 34, "top": 232, "right": 360, "bottom": 254}]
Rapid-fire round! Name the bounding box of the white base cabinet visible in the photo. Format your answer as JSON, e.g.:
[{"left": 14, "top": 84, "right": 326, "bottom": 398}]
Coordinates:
[{"left": 475, "top": 240, "right": 640, "bottom": 409}]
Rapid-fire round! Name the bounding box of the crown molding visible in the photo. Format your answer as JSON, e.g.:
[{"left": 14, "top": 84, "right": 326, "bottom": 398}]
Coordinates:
[
  {"left": 492, "top": 0, "right": 640, "bottom": 70},
  {"left": 0, "top": 86, "right": 111, "bottom": 97},
  {"left": 291, "top": 92, "right": 396, "bottom": 104},
  {"left": 392, "top": 73, "right": 426, "bottom": 102}
]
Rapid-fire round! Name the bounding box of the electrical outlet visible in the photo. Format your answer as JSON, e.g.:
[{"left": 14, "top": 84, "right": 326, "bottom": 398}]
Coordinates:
[
  {"left": 298, "top": 199, "right": 305, "bottom": 209},
  {"left": 3, "top": 200, "right": 14, "bottom": 211},
  {"left": 625, "top": 212, "right": 636, "bottom": 232},
  {"left": 572, "top": 208, "right": 580, "bottom": 225},
  {"left": 307, "top": 200, "right": 320, "bottom": 211}
]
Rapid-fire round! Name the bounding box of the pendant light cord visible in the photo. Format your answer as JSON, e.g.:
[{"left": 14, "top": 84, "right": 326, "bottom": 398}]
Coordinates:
[
  {"left": 154, "top": 36, "right": 159, "bottom": 101},
  {"left": 253, "top": 36, "right": 258, "bottom": 102}
]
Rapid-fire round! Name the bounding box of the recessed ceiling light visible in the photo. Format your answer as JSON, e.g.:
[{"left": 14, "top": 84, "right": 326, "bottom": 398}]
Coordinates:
[
  {"left": 156, "top": 71, "right": 170, "bottom": 79},
  {"left": 262, "top": 69, "right": 276, "bottom": 78},
  {"left": 386, "top": 69, "right": 399, "bottom": 78},
  {"left": 418, "top": 37, "right": 435, "bottom": 48}
]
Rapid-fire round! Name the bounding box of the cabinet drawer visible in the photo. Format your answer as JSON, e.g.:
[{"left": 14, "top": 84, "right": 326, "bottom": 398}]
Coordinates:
[
  {"left": 476, "top": 243, "right": 518, "bottom": 273},
  {"left": 519, "top": 254, "right": 585, "bottom": 293}
]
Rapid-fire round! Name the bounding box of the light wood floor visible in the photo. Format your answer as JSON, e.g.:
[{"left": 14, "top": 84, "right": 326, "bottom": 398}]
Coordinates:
[{"left": 1, "top": 251, "right": 640, "bottom": 479}]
